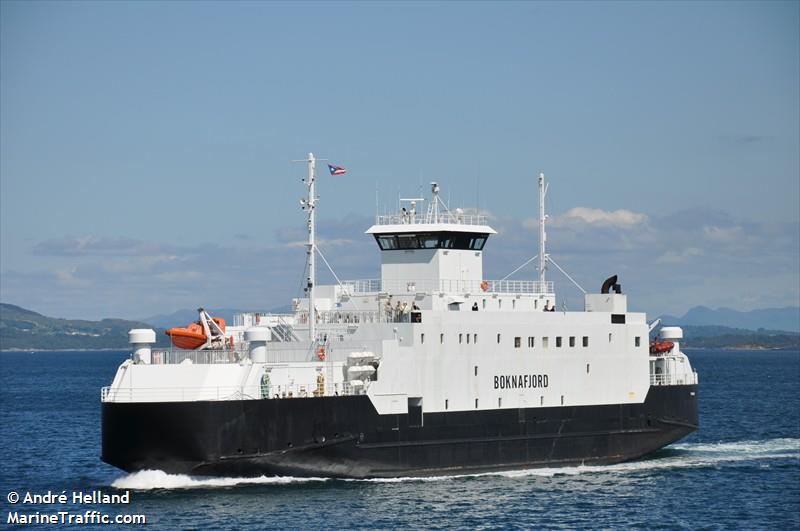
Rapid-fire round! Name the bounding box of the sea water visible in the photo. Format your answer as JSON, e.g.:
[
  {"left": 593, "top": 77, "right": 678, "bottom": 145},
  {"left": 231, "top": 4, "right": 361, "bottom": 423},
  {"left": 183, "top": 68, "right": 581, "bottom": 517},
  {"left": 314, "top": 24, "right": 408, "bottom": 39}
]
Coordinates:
[{"left": 1, "top": 349, "right": 798, "bottom": 529}]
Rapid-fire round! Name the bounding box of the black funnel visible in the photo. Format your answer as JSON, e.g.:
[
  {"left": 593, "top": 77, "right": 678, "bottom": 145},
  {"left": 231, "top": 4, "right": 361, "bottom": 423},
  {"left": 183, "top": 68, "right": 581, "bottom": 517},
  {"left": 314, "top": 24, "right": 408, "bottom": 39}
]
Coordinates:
[{"left": 601, "top": 275, "right": 622, "bottom": 294}]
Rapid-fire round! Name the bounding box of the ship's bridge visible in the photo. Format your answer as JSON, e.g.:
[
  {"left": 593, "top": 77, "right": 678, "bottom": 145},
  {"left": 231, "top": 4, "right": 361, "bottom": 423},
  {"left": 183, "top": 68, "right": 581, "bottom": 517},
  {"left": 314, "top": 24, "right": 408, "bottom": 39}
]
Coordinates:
[
  {"left": 366, "top": 183, "right": 497, "bottom": 292},
  {"left": 367, "top": 219, "right": 496, "bottom": 251},
  {"left": 289, "top": 182, "right": 554, "bottom": 319}
]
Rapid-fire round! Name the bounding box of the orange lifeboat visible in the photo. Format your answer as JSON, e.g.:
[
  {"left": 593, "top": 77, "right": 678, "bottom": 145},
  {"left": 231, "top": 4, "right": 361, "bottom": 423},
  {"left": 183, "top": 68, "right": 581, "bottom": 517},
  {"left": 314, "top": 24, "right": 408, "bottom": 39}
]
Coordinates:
[
  {"left": 649, "top": 338, "right": 674, "bottom": 355},
  {"left": 166, "top": 318, "right": 226, "bottom": 350}
]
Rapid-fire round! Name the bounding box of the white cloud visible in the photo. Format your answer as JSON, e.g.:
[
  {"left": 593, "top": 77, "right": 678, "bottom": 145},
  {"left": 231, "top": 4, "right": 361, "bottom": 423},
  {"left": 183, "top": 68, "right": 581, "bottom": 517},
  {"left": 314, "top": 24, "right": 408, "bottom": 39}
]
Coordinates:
[
  {"left": 54, "top": 267, "right": 91, "bottom": 288},
  {"left": 703, "top": 225, "right": 743, "bottom": 243},
  {"left": 2, "top": 207, "right": 797, "bottom": 320},
  {"left": 550, "top": 207, "right": 648, "bottom": 229},
  {"left": 655, "top": 247, "right": 704, "bottom": 265},
  {"left": 285, "top": 238, "right": 355, "bottom": 249}
]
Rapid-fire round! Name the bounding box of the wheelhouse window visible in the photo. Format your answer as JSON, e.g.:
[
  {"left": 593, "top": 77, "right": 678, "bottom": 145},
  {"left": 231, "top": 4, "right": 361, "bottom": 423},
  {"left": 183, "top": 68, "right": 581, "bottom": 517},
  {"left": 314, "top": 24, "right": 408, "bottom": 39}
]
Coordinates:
[
  {"left": 469, "top": 235, "right": 487, "bottom": 250},
  {"left": 419, "top": 234, "right": 440, "bottom": 249},
  {"left": 373, "top": 232, "right": 490, "bottom": 251},
  {"left": 397, "top": 234, "right": 420, "bottom": 249},
  {"left": 377, "top": 235, "right": 398, "bottom": 250}
]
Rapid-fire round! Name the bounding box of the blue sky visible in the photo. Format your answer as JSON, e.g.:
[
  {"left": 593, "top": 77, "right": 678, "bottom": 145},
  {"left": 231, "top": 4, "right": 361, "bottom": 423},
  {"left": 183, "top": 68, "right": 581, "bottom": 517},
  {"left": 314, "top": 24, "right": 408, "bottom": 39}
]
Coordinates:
[{"left": 1, "top": 1, "right": 798, "bottom": 320}]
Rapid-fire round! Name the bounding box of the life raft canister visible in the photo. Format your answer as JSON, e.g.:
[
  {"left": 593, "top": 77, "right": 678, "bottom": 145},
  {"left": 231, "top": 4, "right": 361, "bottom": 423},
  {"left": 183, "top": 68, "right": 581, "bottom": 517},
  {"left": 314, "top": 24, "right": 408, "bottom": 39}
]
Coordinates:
[
  {"left": 317, "top": 346, "right": 326, "bottom": 361},
  {"left": 480, "top": 280, "right": 489, "bottom": 292}
]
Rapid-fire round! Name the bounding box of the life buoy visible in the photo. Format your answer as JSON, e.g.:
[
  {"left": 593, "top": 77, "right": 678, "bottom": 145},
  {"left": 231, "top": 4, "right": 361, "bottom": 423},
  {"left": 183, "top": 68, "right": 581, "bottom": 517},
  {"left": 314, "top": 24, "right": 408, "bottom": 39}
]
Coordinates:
[
  {"left": 480, "top": 280, "right": 489, "bottom": 292},
  {"left": 317, "top": 346, "right": 326, "bottom": 361},
  {"left": 227, "top": 336, "right": 235, "bottom": 348}
]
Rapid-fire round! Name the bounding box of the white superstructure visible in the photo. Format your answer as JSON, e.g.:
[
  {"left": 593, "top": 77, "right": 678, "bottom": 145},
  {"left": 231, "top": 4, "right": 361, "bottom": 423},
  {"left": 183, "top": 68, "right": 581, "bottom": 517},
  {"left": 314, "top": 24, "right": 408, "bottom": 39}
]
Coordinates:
[{"left": 102, "top": 161, "right": 697, "bottom": 423}]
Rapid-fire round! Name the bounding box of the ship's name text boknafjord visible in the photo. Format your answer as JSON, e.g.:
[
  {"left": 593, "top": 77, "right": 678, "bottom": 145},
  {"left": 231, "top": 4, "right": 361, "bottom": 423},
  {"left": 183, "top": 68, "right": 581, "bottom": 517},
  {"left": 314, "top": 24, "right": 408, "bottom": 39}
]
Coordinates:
[{"left": 493, "top": 374, "right": 549, "bottom": 389}]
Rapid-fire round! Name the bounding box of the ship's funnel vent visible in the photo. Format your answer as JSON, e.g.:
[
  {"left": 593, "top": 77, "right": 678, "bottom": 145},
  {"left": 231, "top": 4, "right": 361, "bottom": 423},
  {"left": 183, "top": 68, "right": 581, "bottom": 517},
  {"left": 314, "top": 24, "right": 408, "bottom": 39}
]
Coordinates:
[{"left": 601, "top": 275, "right": 622, "bottom": 294}]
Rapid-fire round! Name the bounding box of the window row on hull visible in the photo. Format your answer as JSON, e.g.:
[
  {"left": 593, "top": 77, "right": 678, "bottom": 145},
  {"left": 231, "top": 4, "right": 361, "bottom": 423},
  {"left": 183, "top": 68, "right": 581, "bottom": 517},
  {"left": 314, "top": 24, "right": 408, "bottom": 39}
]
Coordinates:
[{"left": 374, "top": 232, "right": 489, "bottom": 251}]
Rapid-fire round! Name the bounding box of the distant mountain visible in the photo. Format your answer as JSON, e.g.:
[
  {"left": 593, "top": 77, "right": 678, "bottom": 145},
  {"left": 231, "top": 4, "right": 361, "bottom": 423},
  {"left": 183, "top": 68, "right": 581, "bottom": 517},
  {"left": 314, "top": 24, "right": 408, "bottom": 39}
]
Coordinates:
[
  {"left": 0, "top": 303, "right": 170, "bottom": 350},
  {"left": 140, "top": 305, "right": 293, "bottom": 329},
  {"left": 660, "top": 306, "right": 800, "bottom": 333},
  {"left": 676, "top": 325, "right": 799, "bottom": 350},
  {"left": 677, "top": 325, "right": 798, "bottom": 338}
]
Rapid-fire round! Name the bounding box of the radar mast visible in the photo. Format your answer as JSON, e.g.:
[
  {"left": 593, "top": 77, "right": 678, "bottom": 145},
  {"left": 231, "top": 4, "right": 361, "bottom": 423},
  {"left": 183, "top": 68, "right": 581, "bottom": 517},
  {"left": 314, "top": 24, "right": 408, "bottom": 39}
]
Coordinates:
[{"left": 538, "top": 172, "right": 548, "bottom": 286}]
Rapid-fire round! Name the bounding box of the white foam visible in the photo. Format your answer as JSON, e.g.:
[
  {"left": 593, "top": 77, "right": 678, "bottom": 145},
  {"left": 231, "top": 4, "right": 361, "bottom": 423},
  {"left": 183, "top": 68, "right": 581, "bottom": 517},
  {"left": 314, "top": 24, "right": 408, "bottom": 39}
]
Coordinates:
[
  {"left": 486, "top": 437, "right": 800, "bottom": 479},
  {"left": 670, "top": 437, "right": 800, "bottom": 454},
  {"left": 110, "top": 438, "right": 799, "bottom": 489},
  {"left": 111, "top": 469, "right": 329, "bottom": 490}
]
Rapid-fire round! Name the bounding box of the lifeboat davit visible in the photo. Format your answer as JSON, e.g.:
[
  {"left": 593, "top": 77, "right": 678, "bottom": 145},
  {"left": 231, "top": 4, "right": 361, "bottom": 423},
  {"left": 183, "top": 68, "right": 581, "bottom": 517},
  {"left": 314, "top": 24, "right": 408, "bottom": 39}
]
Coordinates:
[
  {"left": 649, "top": 339, "right": 674, "bottom": 355},
  {"left": 166, "top": 318, "right": 226, "bottom": 350}
]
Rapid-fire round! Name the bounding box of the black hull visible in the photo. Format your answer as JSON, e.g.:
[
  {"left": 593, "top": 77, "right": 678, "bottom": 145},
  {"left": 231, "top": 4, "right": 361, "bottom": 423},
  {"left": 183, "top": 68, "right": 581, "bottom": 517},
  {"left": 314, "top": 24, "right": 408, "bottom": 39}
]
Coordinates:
[{"left": 102, "top": 385, "right": 698, "bottom": 478}]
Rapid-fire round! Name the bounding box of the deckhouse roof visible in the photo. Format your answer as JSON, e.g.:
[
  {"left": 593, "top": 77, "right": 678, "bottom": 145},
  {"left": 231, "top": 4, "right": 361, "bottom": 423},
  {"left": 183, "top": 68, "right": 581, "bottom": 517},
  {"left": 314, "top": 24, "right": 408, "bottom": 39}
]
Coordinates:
[{"left": 365, "top": 223, "right": 496, "bottom": 235}]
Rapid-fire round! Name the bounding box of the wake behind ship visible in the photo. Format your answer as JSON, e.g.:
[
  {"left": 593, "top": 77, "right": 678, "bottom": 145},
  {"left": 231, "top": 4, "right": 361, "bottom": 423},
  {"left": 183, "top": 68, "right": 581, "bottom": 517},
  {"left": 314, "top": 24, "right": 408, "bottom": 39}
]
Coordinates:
[{"left": 101, "top": 155, "right": 698, "bottom": 478}]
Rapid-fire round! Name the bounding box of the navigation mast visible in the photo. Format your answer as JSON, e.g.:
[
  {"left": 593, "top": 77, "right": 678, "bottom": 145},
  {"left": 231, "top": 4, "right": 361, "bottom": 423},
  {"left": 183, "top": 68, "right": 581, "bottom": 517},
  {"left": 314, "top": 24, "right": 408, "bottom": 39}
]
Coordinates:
[
  {"left": 296, "top": 152, "right": 324, "bottom": 341},
  {"left": 307, "top": 153, "right": 316, "bottom": 341},
  {"left": 538, "top": 172, "right": 548, "bottom": 286}
]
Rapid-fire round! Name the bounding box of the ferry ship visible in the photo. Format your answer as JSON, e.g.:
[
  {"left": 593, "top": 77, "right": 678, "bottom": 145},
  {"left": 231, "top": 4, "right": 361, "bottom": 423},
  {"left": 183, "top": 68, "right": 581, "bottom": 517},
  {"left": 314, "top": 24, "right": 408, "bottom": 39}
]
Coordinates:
[{"left": 101, "top": 154, "right": 699, "bottom": 478}]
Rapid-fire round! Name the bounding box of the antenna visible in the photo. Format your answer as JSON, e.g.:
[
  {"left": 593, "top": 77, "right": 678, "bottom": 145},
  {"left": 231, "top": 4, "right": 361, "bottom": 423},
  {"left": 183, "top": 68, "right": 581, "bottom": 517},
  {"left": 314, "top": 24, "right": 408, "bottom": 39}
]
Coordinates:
[
  {"left": 431, "top": 182, "right": 440, "bottom": 222},
  {"left": 538, "top": 172, "right": 548, "bottom": 286}
]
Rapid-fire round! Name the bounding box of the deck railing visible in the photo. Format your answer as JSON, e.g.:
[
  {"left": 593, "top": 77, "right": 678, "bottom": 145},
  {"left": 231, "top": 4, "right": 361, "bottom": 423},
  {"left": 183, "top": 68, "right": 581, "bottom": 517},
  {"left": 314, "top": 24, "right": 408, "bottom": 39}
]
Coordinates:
[
  {"left": 650, "top": 371, "right": 698, "bottom": 386},
  {"left": 101, "top": 385, "right": 260, "bottom": 403},
  {"left": 101, "top": 381, "right": 368, "bottom": 403},
  {"left": 149, "top": 349, "right": 245, "bottom": 365},
  {"left": 375, "top": 213, "right": 488, "bottom": 226},
  {"left": 294, "top": 310, "right": 383, "bottom": 326},
  {"left": 339, "top": 278, "right": 554, "bottom": 295}
]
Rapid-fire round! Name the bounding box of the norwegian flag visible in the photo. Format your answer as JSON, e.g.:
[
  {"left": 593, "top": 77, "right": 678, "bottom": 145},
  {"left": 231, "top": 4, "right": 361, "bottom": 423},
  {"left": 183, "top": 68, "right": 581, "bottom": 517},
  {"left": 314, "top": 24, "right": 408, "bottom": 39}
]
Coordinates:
[{"left": 328, "top": 164, "right": 347, "bottom": 176}]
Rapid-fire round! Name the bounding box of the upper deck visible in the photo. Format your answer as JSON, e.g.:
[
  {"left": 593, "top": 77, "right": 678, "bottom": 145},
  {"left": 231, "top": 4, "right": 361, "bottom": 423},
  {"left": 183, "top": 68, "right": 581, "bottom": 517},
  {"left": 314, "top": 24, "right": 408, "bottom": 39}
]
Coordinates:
[
  {"left": 374, "top": 211, "right": 488, "bottom": 226},
  {"left": 369, "top": 212, "right": 495, "bottom": 235},
  {"left": 367, "top": 182, "right": 495, "bottom": 235}
]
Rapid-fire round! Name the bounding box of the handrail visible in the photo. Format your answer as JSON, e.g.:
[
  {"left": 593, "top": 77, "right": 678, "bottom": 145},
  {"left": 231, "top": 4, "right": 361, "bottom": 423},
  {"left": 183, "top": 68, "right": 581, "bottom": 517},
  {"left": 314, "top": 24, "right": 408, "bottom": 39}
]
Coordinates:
[
  {"left": 338, "top": 278, "right": 554, "bottom": 295},
  {"left": 149, "top": 349, "right": 244, "bottom": 365},
  {"left": 650, "top": 371, "right": 698, "bottom": 386},
  {"left": 101, "top": 380, "right": 368, "bottom": 403},
  {"left": 101, "top": 385, "right": 259, "bottom": 403},
  {"left": 375, "top": 213, "right": 488, "bottom": 226}
]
